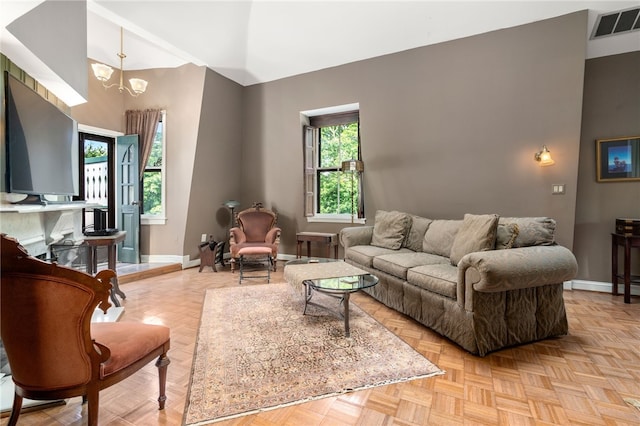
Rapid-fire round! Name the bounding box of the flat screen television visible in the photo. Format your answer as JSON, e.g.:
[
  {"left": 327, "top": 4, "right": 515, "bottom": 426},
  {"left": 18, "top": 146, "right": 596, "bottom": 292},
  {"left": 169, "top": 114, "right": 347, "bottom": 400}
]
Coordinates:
[{"left": 4, "top": 71, "right": 79, "bottom": 204}]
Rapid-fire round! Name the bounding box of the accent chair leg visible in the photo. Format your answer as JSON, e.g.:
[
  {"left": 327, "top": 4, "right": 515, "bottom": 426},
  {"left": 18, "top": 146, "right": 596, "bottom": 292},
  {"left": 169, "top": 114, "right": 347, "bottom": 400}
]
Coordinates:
[
  {"left": 8, "top": 393, "right": 23, "bottom": 426},
  {"left": 156, "top": 352, "right": 170, "bottom": 410},
  {"left": 86, "top": 385, "right": 100, "bottom": 426}
]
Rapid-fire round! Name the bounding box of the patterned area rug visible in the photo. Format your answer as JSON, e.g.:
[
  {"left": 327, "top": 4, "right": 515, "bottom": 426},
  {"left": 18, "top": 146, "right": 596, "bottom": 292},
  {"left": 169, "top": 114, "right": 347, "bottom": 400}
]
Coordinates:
[{"left": 184, "top": 283, "right": 443, "bottom": 425}]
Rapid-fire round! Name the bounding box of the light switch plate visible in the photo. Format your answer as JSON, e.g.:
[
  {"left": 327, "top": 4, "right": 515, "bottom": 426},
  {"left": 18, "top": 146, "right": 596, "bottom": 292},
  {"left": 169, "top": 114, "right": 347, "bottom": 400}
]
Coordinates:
[{"left": 552, "top": 184, "right": 566, "bottom": 195}]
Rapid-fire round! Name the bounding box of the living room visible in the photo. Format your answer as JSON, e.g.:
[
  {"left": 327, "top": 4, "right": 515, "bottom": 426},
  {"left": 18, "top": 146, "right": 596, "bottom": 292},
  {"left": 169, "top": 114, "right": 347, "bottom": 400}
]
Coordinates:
[{"left": 1, "top": 1, "right": 639, "bottom": 424}]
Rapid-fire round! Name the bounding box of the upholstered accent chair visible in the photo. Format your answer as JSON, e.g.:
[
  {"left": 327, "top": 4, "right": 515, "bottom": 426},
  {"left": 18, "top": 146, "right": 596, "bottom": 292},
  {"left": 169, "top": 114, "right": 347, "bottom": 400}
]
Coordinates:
[
  {"left": 0, "top": 234, "right": 170, "bottom": 426},
  {"left": 229, "top": 203, "right": 281, "bottom": 272}
]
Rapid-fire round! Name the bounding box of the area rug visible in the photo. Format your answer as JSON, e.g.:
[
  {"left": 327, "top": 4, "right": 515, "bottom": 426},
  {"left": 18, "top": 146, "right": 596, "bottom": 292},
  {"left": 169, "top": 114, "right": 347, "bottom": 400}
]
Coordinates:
[{"left": 183, "top": 283, "right": 444, "bottom": 425}]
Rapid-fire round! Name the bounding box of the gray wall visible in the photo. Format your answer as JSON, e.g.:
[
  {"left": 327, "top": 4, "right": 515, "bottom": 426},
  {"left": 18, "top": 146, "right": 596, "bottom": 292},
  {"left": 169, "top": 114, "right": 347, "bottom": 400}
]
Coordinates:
[
  {"left": 242, "top": 11, "right": 587, "bottom": 256},
  {"left": 574, "top": 51, "right": 640, "bottom": 282}
]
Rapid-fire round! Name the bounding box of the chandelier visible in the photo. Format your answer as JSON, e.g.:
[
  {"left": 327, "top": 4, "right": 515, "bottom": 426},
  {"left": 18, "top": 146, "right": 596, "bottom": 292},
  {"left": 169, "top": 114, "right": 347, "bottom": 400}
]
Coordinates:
[{"left": 91, "top": 27, "right": 148, "bottom": 97}]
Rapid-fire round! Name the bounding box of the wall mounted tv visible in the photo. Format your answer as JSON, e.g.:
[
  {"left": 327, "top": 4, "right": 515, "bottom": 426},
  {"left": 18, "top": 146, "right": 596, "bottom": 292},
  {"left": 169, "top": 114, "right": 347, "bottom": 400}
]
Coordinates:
[{"left": 5, "top": 71, "right": 79, "bottom": 205}]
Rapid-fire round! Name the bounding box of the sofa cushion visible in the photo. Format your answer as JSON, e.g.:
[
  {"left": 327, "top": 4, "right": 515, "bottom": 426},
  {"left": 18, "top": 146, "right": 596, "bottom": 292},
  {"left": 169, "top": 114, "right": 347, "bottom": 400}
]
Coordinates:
[
  {"left": 345, "top": 245, "right": 412, "bottom": 268},
  {"left": 422, "top": 220, "right": 462, "bottom": 257},
  {"left": 449, "top": 214, "right": 499, "bottom": 266},
  {"left": 370, "top": 210, "right": 413, "bottom": 250},
  {"left": 373, "top": 252, "right": 449, "bottom": 280},
  {"left": 498, "top": 217, "right": 556, "bottom": 247},
  {"left": 495, "top": 223, "right": 519, "bottom": 249},
  {"left": 406, "top": 264, "right": 458, "bottom": 299},
  {"left": 403, "top": 215, "right": 432, "bottom": 252}
]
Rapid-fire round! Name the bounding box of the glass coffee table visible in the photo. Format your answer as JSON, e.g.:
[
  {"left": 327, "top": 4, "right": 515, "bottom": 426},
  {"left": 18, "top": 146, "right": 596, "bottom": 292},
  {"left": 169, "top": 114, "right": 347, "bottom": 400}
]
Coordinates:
[{"left": 302, "top": 270, "right": 378, "bottom": 337}]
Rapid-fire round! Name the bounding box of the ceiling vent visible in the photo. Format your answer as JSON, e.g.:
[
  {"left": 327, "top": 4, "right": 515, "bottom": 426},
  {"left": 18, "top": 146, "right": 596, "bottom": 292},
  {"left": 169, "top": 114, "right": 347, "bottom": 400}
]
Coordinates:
[{"left": 591, "top": 7, "right": 640, "bottom": 39}]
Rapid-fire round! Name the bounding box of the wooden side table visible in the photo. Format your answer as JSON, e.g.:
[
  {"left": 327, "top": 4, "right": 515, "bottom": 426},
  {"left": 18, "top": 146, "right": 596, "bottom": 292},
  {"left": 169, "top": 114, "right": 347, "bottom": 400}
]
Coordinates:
[
  {"left": 83, "top": 231, "right": 127, "bottom": 307},
  {"left": 296, "top": 232, "right": 338, "bottom": 259},
  {"left": 611, "top": 233, "right": 640, "bottom": 304}
]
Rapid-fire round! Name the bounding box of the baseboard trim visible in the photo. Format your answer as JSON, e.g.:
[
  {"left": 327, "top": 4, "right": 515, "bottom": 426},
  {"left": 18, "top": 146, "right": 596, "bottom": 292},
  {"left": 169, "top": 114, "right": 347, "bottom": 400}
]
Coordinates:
[
  {"left": 568, "top": 279, "right": 640, "bottom": 296},
  {"left": 142, "top": 254, "right": 189, "bottom": 267}
]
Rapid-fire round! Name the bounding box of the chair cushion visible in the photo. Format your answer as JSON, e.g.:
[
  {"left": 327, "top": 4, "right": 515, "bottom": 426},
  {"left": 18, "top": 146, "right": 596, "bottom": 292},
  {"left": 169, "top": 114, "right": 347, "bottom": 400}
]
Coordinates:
[
  {"left": 345, "top": 245, "right": 412, "bottom": 268},
  {"left": 373, "top": 252, "right": 448, "bottom": 280},
  {"left": 91, "top": 322, "right": 170, "bottom": 377},
  {"left": 237, "top": 246, "right": 272, "bottom": 256},
  {"left": 406, "top": 264, "right": 458, "bottom": 299},
  {"left": 239, "top": 211, "right": 276, "bottom": 242}
]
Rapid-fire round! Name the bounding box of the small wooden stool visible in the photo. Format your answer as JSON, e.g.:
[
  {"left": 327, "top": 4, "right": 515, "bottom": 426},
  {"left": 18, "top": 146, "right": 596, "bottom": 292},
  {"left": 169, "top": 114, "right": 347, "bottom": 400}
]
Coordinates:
[{"left": 237, "top": 246, "right": 272, "bottom": 284}]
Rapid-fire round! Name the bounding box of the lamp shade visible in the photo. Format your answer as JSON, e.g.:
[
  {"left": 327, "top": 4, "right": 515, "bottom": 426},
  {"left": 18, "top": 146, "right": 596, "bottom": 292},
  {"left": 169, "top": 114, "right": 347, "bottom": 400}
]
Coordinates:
[
  {"left": 341, "top": 159, "right": 364, "bottom": 172},
  {"left": 91, "top": 63, "right": 114, "bottom": 81},
  {"left": 223, "top": 200, "right": 240, "bottom": 209},
  {"left": 535, "top": 145, "right": 555, "bottom": 166},
  {"left": 129, "top": 78, "right": 148, "bottom": 94}
]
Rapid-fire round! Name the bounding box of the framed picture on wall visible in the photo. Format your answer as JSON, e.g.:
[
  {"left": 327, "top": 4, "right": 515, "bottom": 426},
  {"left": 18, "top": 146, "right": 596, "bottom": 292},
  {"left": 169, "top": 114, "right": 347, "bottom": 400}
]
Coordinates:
[{"left": 596, "top": 136, "right": 640, "bottom": 182}]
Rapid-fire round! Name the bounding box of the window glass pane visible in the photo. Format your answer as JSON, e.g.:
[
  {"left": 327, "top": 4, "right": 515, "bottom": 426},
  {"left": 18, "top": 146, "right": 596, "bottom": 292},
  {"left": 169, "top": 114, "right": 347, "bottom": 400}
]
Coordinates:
[
  {"left": 319, "top": 122, "right": 359, "bottom": 168},
  {"left": 318, "top": 170, "right": 355, "bottom": 214},
  {"left": 148, "top": 122, "right": 163, "bottom": 168},
  {"left": 142, "top": 115, "right": 164, "bottom": 216},
  {"left": 317, "top": 121, "right": 360, "bottom": 215},
  {"left": 318, "top": 171, "right": 339, "bottom": 214},
  {"left": 143, "top": 170, "right": 162, "bottom": 214}
]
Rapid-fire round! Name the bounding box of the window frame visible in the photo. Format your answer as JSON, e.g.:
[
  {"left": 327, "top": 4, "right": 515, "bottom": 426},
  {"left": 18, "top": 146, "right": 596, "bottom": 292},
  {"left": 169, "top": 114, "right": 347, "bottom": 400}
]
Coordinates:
[
  {"left": 141, "top": 110, "right": 167, "bottom": 225},
  {"left": 301, "top": 104, "right": 365, "bottom": 224}
]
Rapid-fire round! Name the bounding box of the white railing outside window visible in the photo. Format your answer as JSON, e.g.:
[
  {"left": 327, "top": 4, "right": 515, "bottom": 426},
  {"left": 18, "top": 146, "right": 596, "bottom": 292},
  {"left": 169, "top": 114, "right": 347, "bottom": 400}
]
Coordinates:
[{"left": 85, "top": 156, "right": 108, "bottom": 206}]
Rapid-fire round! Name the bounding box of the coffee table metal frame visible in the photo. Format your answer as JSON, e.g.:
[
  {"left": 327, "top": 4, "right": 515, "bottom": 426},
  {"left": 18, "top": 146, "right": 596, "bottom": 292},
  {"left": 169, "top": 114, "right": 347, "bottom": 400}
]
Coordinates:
[{"left": 302, "top": 273, "right": 378, "bottom": 337}]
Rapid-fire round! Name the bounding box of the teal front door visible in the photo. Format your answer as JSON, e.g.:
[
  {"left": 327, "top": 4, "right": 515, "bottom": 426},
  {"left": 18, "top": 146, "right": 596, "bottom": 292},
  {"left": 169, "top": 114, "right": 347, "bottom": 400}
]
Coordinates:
[{"left": 116, "top": 135, "right": 140, "bottom": 264}]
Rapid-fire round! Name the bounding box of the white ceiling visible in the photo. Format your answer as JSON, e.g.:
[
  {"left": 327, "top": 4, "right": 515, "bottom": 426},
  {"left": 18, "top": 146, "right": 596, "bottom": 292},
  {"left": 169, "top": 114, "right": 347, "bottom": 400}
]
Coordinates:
[{"left": 2, "top": 1, "right": 640, "bottom": 89}]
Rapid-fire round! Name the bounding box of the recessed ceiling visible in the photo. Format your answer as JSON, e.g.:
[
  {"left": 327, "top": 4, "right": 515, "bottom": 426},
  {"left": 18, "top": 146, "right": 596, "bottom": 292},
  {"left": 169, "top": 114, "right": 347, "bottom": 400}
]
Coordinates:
[{"left": 3, "top": 1, "right": 640, "bottom": 90}]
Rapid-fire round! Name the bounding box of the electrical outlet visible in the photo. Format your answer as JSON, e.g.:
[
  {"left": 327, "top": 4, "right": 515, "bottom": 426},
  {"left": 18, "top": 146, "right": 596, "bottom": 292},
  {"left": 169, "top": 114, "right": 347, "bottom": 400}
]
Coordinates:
[
  {"left": 201, "top": 233, "right": 207, "bottom": 243},
  {"left": 552, "top": 184, "right": 565, "bottom": 195}
]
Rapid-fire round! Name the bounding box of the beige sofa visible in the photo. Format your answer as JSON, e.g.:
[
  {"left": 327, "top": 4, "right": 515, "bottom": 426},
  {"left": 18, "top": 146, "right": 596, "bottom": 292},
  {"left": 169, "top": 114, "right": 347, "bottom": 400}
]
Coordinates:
[{"left": 340, "top": 211, "right": 578, "bottom": 356}]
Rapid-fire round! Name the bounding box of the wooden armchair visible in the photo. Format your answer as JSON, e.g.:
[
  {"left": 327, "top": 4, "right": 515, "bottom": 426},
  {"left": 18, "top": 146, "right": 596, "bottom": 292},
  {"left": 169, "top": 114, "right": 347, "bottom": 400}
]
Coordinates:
[
  {"left": 229, "top": 203, "right": 281, "bottom": 272},
  {"left": 0, "top": 234, "right": 170, "bottom": 426}
]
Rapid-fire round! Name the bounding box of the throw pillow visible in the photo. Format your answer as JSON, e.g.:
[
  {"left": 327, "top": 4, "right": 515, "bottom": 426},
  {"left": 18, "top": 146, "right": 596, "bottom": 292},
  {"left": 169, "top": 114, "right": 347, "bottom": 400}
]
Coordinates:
[
  {"left": 495, "top": 223, "right": 519, "bottom": 249},
  {"left": 403, "top": 215, "right": 433, "bottom": 252},
  {"left": 422, "top": 220, "right": 463, "bottom": 257},
  {"left": 371, "top": 210, "right": 412, "bottom": 250},
  {"left": 498, "top": 217, "right": 556, "bottom": 247},
  {"left": 449, "top": 213, "right": 499, "bottom": 266}
]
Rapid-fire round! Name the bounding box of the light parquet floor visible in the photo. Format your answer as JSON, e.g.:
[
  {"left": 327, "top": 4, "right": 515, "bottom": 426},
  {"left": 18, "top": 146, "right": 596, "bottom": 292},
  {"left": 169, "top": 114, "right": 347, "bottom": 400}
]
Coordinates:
[{"left": 2, "top": 264, "right": 639, "bottom": 425}]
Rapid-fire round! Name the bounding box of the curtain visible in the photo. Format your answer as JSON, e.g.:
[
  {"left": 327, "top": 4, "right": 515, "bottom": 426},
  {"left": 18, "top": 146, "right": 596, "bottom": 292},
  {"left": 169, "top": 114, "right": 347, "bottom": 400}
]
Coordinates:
[{"left": 125, "top": 109, "right": 162, "bottom": 181}]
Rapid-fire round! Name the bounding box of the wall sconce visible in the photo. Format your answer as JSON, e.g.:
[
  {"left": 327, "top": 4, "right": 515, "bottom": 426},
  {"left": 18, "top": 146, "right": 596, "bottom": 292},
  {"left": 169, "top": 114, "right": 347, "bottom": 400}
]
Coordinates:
[{"left": 534, "top": 145, "right": 555, "bottom": 166}]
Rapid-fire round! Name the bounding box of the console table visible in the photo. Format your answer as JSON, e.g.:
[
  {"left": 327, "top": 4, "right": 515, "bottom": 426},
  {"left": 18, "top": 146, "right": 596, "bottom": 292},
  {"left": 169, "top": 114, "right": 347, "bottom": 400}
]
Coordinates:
[
  {"left": 296, "top": 232, "right": 338, "bottom": 259},
  {"left": 83, "top": 231, "right": 127, "bottom": 307},
  {"left": 611, "top": 233, "right": 640, "bottom": 304}
]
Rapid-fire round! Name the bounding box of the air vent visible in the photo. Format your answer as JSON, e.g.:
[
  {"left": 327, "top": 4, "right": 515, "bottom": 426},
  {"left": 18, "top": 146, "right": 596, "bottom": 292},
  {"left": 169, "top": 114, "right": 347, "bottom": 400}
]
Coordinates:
[{"left": 591, "top": 7, "right": 640, "bottom": 39}]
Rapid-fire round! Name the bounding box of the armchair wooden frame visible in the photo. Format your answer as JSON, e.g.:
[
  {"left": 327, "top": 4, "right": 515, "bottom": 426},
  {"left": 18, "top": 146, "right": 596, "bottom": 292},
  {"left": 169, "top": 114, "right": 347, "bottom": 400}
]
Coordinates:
[
  {"left": 229, "top": 203, "right": 281, "bottom": 273},
  {"left": 0, "top": 234, "right": 170, "bottom": 426}
]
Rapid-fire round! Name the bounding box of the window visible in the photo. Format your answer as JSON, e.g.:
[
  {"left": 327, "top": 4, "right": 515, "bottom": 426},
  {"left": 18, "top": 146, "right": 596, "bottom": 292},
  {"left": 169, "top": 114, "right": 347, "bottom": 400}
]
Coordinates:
[
  {"left": 303, "top": 106, "right": 364, "bottom": 223},
  {"left": 142, "top": 111, "right": 166, "bottom": 224}
]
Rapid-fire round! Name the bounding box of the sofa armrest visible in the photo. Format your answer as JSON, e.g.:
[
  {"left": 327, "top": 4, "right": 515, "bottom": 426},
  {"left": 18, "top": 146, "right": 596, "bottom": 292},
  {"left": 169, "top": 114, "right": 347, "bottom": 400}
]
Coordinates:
[
  {"left": 457, "top": 245, "right": 577, "bottom": 308},
  {"left": 339, "top": 226, "right": 373, "bottom": 250}
]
